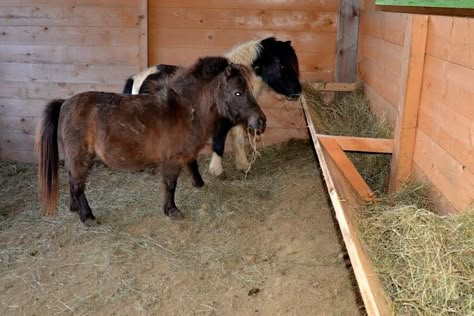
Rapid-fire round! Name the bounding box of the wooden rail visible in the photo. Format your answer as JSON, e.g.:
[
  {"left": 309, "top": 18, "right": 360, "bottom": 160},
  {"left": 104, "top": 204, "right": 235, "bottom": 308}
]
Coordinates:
[{"left": 301, "top": 95, "right": 393, "bottom": 315}]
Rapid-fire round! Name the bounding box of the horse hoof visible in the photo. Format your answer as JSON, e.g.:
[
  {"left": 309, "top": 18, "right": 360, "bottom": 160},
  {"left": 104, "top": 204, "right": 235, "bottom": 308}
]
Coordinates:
[
  {"left": 167, "top": 208, "right": 184, "bottom": 220},
  {"left": 192, "top": 178, "right": 205, "bottom": 188},
  {"left": 235, "top": 161, "right": 250, "bottom": 172},
  {"left": 82, "top": 217, "right": 100, "bottom": 226}
]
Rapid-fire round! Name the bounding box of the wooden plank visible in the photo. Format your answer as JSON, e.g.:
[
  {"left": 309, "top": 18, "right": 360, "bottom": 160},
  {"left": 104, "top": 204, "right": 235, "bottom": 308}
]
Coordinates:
[
  {"left": 389, "top": 15, "right": 428, "bottom": 191},
  {"left": 138, "top": 0, "right": 148, "bottom": 70},
  {"left": 376, "top": 0, "right": 474, "bottom": 8},
  {"left": 411, "top": 163, "right": 459, "bottom": 215},
  {"left": 148, "top": 7, "right": 338, "bottom": 33},
  {"left": 148, "top": 28, "right": 337, "bottom": 53},
  {"left": 0, "top": 63, "right": 138, "bottom": 85},
  {"left": 0, "top": 149, "right": 37, "bottom": 163},
  {"left": 262, "top": 107, "right": 306, "bottom": 129},
  {"left": 0, "top": 26, "right": 139, "bottom": 47},
  {"left": 301, "top": 95, "right": 392, "bottom": 315},
  {"left": 378, "top": 5, "right": 474, "bottom": 17},
  {"left": 413, "top": 129, "right": 474, "bottom": 212},
  {"left": 0, "top": 115, "right": 39, "bottom": 135},
  {"left": 317, "top": 135, "right": 394, "bottom": 153},
  {"left": 312, "top": 82, "right": 357, "bottom": 91},
  {"left": 0, "top": 6, "right": 139, "bottom": 26},
  {"left": 148, "top": 0, "right": 340, "bottom": 11},
  {"left": 359, "top": 10, "right": 407, "bottom": 46},
  {"left": 335, "top": 0, "right": 361, "bottom": 83},
  {"left": 257, "top": 127, "right": 308, "bottom": 146},
  {"left": 417, "top": 56, "right": 474, "bottom": 173},
  {"left": 0, "top": 81, "right": 123, "bottom": 99},
  {"left": 0, "top": 98, "right": 47, "bottom": 117},
  {"left": 150, "top": 47, "right": 336, "bottom": 76},
  {"left": 0, "top": 44, "right": 139, "bottom": 65},
  {"left": 358, "top": 52, "right": 401, "bottom": 106},
  {"left": 0, "top": 133, "right": 35, "bottom": 152},
  {"left": 363, "top": 84, "right": 398, "bottom": 128},
  {"left": 318, "top": 137, "right": 375, "bottom": 200},
  {"left": 0, "top": 0, "right": 139, "bottom": 8}
]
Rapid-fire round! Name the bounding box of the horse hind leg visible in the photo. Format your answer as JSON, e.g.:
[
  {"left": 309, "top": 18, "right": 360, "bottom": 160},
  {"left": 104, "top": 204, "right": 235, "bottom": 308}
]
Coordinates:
[
  {"left": 66, "top": 152, "right": 97, "bottom": 225},
  {"left": 186, "top": 160, "right": 204, "bottom": 187},
  {"left": 161, "top": 161, "right": 184, "bottom": 220}
]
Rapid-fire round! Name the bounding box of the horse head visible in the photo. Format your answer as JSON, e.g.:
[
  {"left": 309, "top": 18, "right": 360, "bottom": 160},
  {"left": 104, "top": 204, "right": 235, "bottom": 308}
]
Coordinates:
[
  {"left": 216, "top": 63, "right": 266, "bottom": 134},
  {"left": 252, "top": 37, "right": 301, "bottom": 101}
]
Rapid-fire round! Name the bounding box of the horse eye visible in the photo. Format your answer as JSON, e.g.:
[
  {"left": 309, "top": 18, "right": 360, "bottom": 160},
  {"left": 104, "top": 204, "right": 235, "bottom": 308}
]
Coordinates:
[
  {"left": 235, "top": 91, "right": 241, "bottom": 96},
  {"left": 280, "top": 65, "right": 285, "bottom": 70}
]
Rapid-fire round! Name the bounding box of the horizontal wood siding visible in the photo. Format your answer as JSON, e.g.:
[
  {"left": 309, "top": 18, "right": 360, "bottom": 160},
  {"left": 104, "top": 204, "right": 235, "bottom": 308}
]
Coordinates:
[
  {"left": 0, "top": 0, "right": 145, "bottom": 162},
  {"left": 414, "top": 15, "right": 474, "bottom": 213},
  {"left": 359, "top": 3, "right": 474, "bottom": 213},
  {"left": 148, "top": 0, "right": 334, "bottom": 146},
  {"left": 358, "top": 0, "right": 408, "bottom": 128}
]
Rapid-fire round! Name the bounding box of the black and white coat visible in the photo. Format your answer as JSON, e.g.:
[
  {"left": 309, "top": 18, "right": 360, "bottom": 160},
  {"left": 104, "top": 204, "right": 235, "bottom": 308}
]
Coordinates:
[{"left": 123, "top": 37, "right": 301, "bottom": 178}]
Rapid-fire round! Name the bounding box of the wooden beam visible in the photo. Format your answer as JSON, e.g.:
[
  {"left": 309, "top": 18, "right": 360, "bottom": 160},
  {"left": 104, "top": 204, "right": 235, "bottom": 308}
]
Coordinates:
[
  {"left": 138, "top": 0, "right": 148, "bottom": 70},
  {"left": 377, "top": 5, "right": 474, "bottom": 17},
  {"left": 335, "top": 0, "right": 361, "bottom": 83},
  {"left": 301, "top": 95, "right": 392, "bottom": 316},
  {"left": 318, "top": 136, "right": 375, "bottom": 201},
  {"left": 389, "top": 15, "right": 428, "bottom": 192},
  {"left": 375, "top": 0, "right": 474, "bottom": 8},
  {"left": 317, "top": 135, "right": 394, "bottom": 154},
  {"left": 312, "top": 82, "right": 358, "bottom": 92}
]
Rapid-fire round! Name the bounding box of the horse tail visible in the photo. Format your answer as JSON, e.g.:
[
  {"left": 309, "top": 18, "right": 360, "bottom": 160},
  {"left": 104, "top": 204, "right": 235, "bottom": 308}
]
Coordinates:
[
  {"left": 36, "top": 99, "right": 64, "bottom": 216},
  {"left": 123, "top": 77, "right": 134, "bottom": 94}
]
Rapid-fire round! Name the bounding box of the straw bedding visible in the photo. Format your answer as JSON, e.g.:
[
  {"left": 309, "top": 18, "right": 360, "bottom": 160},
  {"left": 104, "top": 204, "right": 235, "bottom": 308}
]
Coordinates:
[{"left": 304, "top": 85, "right": 474, "bottom": 315}]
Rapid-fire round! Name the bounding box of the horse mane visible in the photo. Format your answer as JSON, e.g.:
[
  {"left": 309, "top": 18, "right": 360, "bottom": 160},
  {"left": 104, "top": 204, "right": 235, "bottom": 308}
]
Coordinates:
[{"left": 225, "top": 39, "right": 263, "bottom": 65}]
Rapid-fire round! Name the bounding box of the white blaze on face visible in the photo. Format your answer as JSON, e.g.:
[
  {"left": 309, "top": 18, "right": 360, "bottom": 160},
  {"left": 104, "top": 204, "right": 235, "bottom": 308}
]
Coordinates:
[{"left": 131, "top": 66, "right": 159, "bottom": 95}]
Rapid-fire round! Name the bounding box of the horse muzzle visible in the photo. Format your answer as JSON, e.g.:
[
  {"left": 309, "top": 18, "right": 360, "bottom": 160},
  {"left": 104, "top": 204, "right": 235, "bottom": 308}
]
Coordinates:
[{"left": 248, "top": 114, "right": 266, "bottom": 135}]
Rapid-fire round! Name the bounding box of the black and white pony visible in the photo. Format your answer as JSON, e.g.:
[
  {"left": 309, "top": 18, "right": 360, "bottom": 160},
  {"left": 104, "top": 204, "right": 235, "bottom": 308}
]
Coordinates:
[{"left": 123, "top": 37, "right": 301, "bottom": 178}]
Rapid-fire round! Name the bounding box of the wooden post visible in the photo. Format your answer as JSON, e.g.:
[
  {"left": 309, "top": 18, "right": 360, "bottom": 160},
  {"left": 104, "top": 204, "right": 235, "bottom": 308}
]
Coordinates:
[
  {"left": 138, "top": 0, "right": 148, "bottom": 70},
  {"left": 389, "top": 15, "right": 429, "bottom": 192},
  {"left": 335, "top": 0, "right": 361, "bottom": 83}
]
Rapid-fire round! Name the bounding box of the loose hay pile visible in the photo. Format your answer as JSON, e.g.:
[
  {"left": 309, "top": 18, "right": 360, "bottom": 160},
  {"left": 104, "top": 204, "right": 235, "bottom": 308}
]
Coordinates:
[
  {"left": 0, "top": 140, "right": 361, "bottom": 315},
  {"left": 303, "top": 85, "right": 474, "bottom": 315},
  {"left": 303, "top": 84, "right": 392, "bottom": 194},
  {"left": 360, "top": 184, "right": 474, "bottom": 315}
]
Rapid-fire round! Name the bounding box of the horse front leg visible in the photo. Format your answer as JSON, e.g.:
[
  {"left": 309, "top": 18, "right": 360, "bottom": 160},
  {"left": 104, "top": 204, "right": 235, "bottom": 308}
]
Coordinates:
[
  {"left": 161, "top": 161, "right": 183, "bottom": 219},
  {"left": 229, "top": 125, "right": 249, "bottom": 172},
  {"left": 208, "top": 118, "right": 233, "bottom": 177},
  {"left": 186, "top": 159, "right": 204, "bottom": 187}
]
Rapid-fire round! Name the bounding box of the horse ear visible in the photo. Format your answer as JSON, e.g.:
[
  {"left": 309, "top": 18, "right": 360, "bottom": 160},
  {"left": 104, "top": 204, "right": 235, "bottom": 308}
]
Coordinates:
[
  {"left": 225, "top": 65, "right": 236, "bottom": 78},
  {"left": 285, "top": 40, "right": 292, "bottom": 45}
]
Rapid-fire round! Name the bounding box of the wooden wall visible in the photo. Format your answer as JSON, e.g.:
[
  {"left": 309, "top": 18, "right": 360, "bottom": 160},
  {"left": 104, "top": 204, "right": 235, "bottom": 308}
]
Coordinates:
[
  {"left": 413, "top": 15, "right": 474, "bottom": 213},
  {"left": 357, "top": 0, "right": 406, "bottom": 127},
  {"left": 148, "top": 0, "right": 340, "bottom": 146},
  {"left": 0, "top": 0, "right": 146, "bottom": 162},
  {"left": 358, "top": 1, "right": 474, "bottom": 213}
]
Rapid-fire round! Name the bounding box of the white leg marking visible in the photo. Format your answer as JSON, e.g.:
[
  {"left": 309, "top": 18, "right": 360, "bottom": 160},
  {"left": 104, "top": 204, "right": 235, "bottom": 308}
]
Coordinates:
[{"left": 208, "top": 153, "right": 224, "bottom": 177}]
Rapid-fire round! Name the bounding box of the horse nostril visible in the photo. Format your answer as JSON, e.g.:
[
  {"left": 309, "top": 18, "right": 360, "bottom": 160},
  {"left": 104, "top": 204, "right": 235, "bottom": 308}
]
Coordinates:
[{"left": 258, "top": 117, "right": 266, "bottom": 130}]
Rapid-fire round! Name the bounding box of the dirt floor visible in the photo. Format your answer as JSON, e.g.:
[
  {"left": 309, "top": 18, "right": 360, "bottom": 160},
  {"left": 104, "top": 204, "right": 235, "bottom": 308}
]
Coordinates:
[{"left": 0, "top": 140, "right": 362, "bottom": 315}]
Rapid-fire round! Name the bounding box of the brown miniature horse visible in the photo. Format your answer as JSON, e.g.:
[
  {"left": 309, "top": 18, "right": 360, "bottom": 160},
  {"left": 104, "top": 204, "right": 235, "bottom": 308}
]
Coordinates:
[{"left": 36, "top": 57, "right": 266, "bottom": 224}]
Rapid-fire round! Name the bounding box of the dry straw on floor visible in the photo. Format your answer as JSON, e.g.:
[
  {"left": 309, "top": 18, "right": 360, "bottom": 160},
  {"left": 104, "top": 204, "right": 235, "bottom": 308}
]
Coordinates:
[{"left": 304, "top": 84, "right": 474, "bottom": 315}]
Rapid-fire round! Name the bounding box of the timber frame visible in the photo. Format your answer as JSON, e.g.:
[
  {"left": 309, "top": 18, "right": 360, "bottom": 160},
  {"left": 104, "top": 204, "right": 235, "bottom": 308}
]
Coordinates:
[{"left": 303, "top": 6, "right": 437, "bottom": 315}]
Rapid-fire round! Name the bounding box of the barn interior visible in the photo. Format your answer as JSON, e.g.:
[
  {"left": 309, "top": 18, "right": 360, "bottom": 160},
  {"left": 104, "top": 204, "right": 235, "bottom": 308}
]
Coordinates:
[{"left": 1, "top": 1, "right": 473, "bottom": 315}]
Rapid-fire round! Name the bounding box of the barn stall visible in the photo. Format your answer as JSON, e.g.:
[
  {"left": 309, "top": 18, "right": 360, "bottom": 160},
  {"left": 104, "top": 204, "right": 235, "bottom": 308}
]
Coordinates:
[{"left": 0, "top": 0, "right": 473, "bottom": 315}]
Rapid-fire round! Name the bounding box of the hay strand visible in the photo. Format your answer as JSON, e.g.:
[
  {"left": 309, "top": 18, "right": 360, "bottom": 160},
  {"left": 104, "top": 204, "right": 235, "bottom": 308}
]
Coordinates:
[
  {"left": 303, "top": 84, "right": 392, "bottom": 194},
  {"left": 359, "top": 183, "right": 474, "bottom": 315}
]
